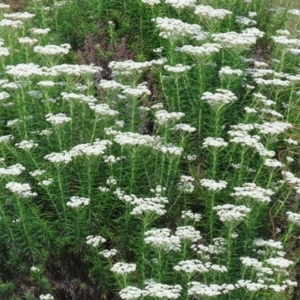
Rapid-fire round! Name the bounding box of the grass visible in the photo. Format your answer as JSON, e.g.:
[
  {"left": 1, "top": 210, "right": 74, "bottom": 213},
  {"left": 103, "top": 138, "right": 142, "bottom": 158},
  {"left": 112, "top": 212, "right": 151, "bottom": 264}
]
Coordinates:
[{"left": 0, "top": 0, "right": 300, "bottom": 299}]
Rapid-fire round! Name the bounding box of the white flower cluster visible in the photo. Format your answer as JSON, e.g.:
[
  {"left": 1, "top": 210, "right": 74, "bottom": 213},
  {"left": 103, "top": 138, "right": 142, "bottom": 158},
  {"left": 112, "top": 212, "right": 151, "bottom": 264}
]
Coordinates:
[
  {"left": 219, "top": 66, "right": 243, "bottom": 76},
  {"left": 44, "top": 150, "right": 72, "bottom": 164},
  {"left": 165, "top": 0, "right": 196, "bottom": 9},
  {"left": 228, "top": 129, "right": 275, "bottom": 157},
  {"left": 164, "top": 64, "right": 192, "bottom": 73},
  {"left": 174, "top": 259, "right": 227, "bottom": 274},
  {"left": 15, "top": 140, "right": 38, "bottom": 150},
  {"left": 114, "top": 186, "right": 168, "bottom": 217},
  {"left": 122, "top": 82, "right": 151, "bottom": 97},
  {"left": 86, "top": 235, "right": 106, "bottom": 247},
  {"left": 66, "top": 196, "right": 90, "bottom": 208},
  {"left": 0, "top": 91, "right": 10, "bottom": 100},
  {"left": 89, "top": 103, "right": 119, "bottom": 117},
  {"left": 175, "top": 43, "right": 222, "bottom": 57},
  {"left": 0, "top": 134, "right": 14, "bottom": 144},
  {"left": 188, "top": 282, "right": 235, "bottom": 297},
  {"left": 61, "top": 92, "right": 97, "bottom": 104},
  {"left": 266, "top": 257, "right": 293, "bottom": 269},
  {"left": 45, "top": 113, "right": 72, "bottom": 125},
  {"left": 213, "top": 204, "right": 251, "bottom": 223},
  {"left": 202, "top": 137, "right": 228, "bottom": 148},
  {"left": 0, "top": 19, "right": 23, "bottom": 28},
  {"left": 141, "top": 0, "right": 160, "bottom": 6},
  {"left": 254, "top": 121, "right": 292, "bottom": 135},
  {"left": 119, "top": 286, "right": 148, "bottom": 299},
  {"left": 286, "top": 211, "right": 300, "bottom": 226},
  {"left": 177, "top": 175, "right": 194, "bottom": 193},
  {"left": 18, "top": 37, "right": 38, "bottom": 45},
  {"left": 281, "top": 170, "right": 300, "bottom": 193},
  {"left": 200, "top": 179, "right": 228, "bottom": 191},
  {"left": 31, "top": 28, "right": 51, "bottom": 35},
  {"left": 264, "top": 159, "right": 284, "bottom": 168},
  {"left": 191, "top": 237, "right": 226, "bottom": 257},
  {"left": 182, "top": 210, "right": 201, "bottom": 222},
  {"left": 69, "top": 139, "right": 112, "bottom": 157},
  {"left": 144, "top": 228, "right": 181, "bottom": 251},
  {"left": 154, "top": 110, "right": 185, "bottom": 125},
  {"left": 171, "top": 123, "right": 196, "bottom": 133},
  {"left": 4, "top": 12, "right": 35, "bottom": 20},
  {"left": 34, "top": 44, "right": 71, "bottom": 55},
  {"left": 194, "top": 5, "right": 232, "bottom": 19},
  {"left": 6, "top": 63, "right": 45, "bottom": 78},
  {"left": 0, "top": 47, "right": 9, "bottom": 57},
  {"left": 111, "top": 262, "right": 136, "bottom": 275},
  {"left": 212, "top": 28, "right": 264, "bottom": 49},
  {"left": 113, "top": 132, "right": 160, "bottom": 146},
  {"left": 201, "top": 89, "right": 237, "bottom": 107},
  {"left": 30, "top": 266, "right": 41, "bottom": 272},
  {"left": 152, "top": 17, "right": 205, "bottom": 40},
  {"left": 0, "top": 164, "right": 25, "bottom": 176},
  {"left": 5, "top": 182, "right": 37, "bottom": 198},
  {"left": 103, "top": 155, "right": 121, "bottom": 164},
  {"left": 175, "top": 226, "right": 202, "bottom": 242},
  {"left": 99, "top": 248, "right": 117, "bottom": 258},
  {"left": 231, "top": 183, "right": 274, "bottom": 203},
  {"left": 109, "top": 60, "right": 152, "bottom": 76},
  {"left": 39, "top": 294, "right": 54, "bottom": 300},
  {"left": 271, "top": 35, "right": 300, "bottom": 47},
  {"left": 38, "top": 178, "right": 54, "bottom": 187},
  {"left": 52, "top": 64, "right": 102, "bottom": 76},
  {"left": 236, "top": 16, "right": 257, "bottom": 26},
  {"left": 144, "top": 280, "right": 182, "bottom": 299}
]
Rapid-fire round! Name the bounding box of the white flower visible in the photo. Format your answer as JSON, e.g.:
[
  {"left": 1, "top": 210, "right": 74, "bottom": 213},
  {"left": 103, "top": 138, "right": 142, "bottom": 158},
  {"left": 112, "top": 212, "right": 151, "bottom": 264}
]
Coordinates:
[
  {"left": 44, "top": 151, "right": 72, "bottom": 164},
  {"left": 266, "top": 257, "right": 293, "bottom": 269},
  {"left": 4, "top": 12, "right": 35, "bottom": 20},
  {"left": 86, "top": 235, "right": 106, "bottom": 247},
  {"left": 38, "top": 178, "right": 54, "bottom": 187},
  {"left": 111, "top": 262, "right": 136, "bottom": 275},
  {"left": 219, "top": 66, "right": 243, "bottom": 76},
  {"left": 0, "top": 19, "right": 23, "bottom": 28},
  {"left": 0, "top": 164, "right": 25, "bottom": 176},
  {"left": 175, "top": 226, "right": 202, "bottom": 242},
  {"left": 39, "top": 294, "right": 54, "bottom": 300},
  {"left": 144, "top": 228, "right": 181, "bottom": 251},
  {"left": 45, "top": 113, "right": 72, "bottom": 125},
  {"left": 31, "top": 28, "right": 51, "bottom": 35},
  {"left": 152, "top": 17, "right": 205, "bottom": 41},
  {"left": 165, "top": 0, "right": 196, "bottom": 9},
  {"left": 176, "top": 43, "right": 222, "bottom": 57},
  {"left": 264, "top": 159, "right": 284, "bottom": 168},
  {"left": 144, "top": 280, "right": 182, "bottom": 299},
  {"left": 15, "top": 140, "right": 38, "bottom": 150},
  {"left": 201, "top": 89, "right": 237, "bottom": 107},
  {"left": 171, "top": 124, "right": 196, "bottom": 132},
  {"left": 34, "top": 44, "right": 70, "bottom": 55},
  {"left": 287, "top": 211, "right": 300, "bottom": 226},
  {"left": 154, "top": 110, "right": 185, "bottom": 125},
  {"left": 164, "top": 64, "right": 192, "bottom": 73},
  {"left": 213, "top": 204, "right": 251, "bottom": 223},
  {"left": 202, "top": 137, "right": 228, "bottom": 148},
  {"left": 66, "top": 196, "right": 90, "bottom": 208},
  {"left": 119, "top": 286, "right": 148, "bottom": 299},
  {"left": 181, "top": 210, "right": 201, "bottom": 222},
  {"left": 194, "top": 5, "right": 232, "bottom": 19},
  {"left": 31, "top": 266, "right": 40, "bottom": 272},
  {"left": 231, "top": 183, "right": 274, "bottom": 203},
  {"left": 188, "top": 282, "right": 227, "bottom": 297},
  {"left": 200, "top": 179, "right": 227, "bottom": 191},
  {"left": 18, "top": 37, "right": 38, "bottom": 45},
  {"left": 5, "top": 182, "right": 37, "bottom": 198},
  {"left": 99, "top": 249, "right": 117, "bottom": 258}
]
